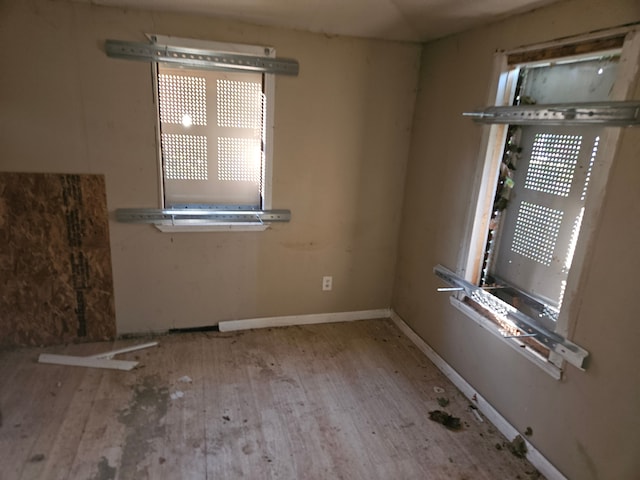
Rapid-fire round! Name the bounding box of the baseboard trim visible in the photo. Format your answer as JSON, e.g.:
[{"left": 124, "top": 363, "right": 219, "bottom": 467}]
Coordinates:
[
  {"left": 390, "top": 311, "right": 567, "bottom": 480},
  {"left": 218, "top": 308, "right": 392, "bottom": 332}
]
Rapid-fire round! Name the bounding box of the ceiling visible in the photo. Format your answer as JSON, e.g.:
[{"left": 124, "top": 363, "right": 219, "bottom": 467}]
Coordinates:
[{"left": 77, "top": 0, "right": 562, "bottom": 42}]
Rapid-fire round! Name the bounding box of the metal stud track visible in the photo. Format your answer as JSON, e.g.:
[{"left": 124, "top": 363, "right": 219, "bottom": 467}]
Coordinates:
[
  {"left": 105, "top": 39, "right": 299, "bottom": 76},
  {"left": 115, "top": 208, "right": 291, "bottom": 225},
  {"left": 434, "top": 264, "right": 589, "bottom": 369},
  {"left": 464, "top": 101, "right": 640, "bottom": 126}
]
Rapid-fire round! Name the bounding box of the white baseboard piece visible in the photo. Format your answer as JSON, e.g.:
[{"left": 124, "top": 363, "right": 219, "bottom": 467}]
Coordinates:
[
  {"left": 389, "top": 310, "right": 567, "bottom": 480},
  {"left": 89, "top": 341, "right": 159, "bottom": 359},
  {"left": 218, "top": 308, "right": 392, "bottom": 332},
  {"left": 38, "top": 342, "right": 158, "bottom": 371},
  {"left": 38, "top": 354, "right": 138, "bottom": 371}
]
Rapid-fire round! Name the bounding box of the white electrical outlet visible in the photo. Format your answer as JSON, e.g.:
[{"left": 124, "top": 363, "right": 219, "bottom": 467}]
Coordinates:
[{"left": 322, "top": 276, "right": 333, "bottom": 291}]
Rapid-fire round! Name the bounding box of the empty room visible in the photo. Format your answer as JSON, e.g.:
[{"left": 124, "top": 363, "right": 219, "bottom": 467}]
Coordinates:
[{"left": 1, "top": 0, "right": 639, "bottom": 478}]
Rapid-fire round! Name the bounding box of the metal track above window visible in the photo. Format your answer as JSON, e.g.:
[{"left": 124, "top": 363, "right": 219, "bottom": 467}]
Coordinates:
[
  {"left": 105, "top": 39, "right": 299, "bottom": 76},
  {"left": 116, "top": 208, "right": 291, "bottom": 226},
  {"left": 433, "top": 264, "right": 589, "bottom": 369},
  {"left": 464, "top": 101, "right": 640, "bottom": 126}
]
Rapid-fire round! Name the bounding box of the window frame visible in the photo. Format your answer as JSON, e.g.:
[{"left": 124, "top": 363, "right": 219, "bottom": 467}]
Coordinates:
[
  {"left": 453, "top": 27, "right": 640, "bottom": 376},
  {"left": 150, "top": 35, "right": 276, "bottom": 232}
]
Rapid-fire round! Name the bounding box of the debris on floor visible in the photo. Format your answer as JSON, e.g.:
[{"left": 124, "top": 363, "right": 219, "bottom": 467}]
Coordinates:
[
  {"left": 170, "top": 390, "right": 184, "bottom": 400},
  {"left": 525, "top": 426, "right": 533, "bottom": 436},
  {"left": 470, "top": 408, "right": 483, "bottom": 423},
  {"left": 428, "top": 410, "right": 462, "bottom": 430},
  {"left": 526, "top": 468, "right": 541, "bottom": 478},
  {"left": 433, "top": 386, "right": 445, "bottom": 394},
  {"left": 508, "top": 434, "right": 528, "bottom": 458},
  {"left": 178, "top": 375, "right": 192, "bottom": 383},
  {"left": 436, "top": 397, "right": 449, "bottom": 407},
  {"left": 29, "top": 454, "right": 45, "bottom": 463}
]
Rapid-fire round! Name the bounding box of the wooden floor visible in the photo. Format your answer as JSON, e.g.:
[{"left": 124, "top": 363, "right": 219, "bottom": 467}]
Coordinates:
[{"left": 0, "top": 319, "right": 543, "bottom": 479}]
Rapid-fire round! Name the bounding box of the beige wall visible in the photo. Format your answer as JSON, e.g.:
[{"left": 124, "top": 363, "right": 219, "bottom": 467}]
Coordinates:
[
  {"left": 393, "top": 0, "right": 640, "bottom": 478},
  {"left": 0, "top": 0, "right": 420, "bottom": 333}
]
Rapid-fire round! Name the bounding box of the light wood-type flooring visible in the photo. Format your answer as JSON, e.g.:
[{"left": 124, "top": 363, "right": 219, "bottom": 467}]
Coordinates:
[{"left": 0, "top": 319, "right": 544, "bottom": 479}]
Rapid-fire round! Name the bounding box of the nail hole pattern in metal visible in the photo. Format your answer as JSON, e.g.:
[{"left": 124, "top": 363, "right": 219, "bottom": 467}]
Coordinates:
[
  {"left": 161, "top": 134, "right": 208, "bottom": 180},
  {"left": 511, "top": 201, "right": 564, "bottom": 267},
  {"left": 525, "top": 133, "right": 582, "bottom": 196}
]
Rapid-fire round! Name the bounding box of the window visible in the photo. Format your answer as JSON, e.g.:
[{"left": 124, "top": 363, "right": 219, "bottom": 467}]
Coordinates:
[
  {"left": 480, "top": 55, "right": 616, "bottom": 330},
  {"left": 443, "top": 28, "right": 640, "bottom": 376},
  {"left": 153, "top": 36, "right": 274, "bottom": 216},
  {"left": 107, "top": 36, "right": 297, "bottom": 230}
]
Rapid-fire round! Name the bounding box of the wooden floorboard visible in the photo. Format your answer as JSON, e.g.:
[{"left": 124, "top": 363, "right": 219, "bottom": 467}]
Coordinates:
[{"left": 0, "top": 319, "right": 544, "bottom": 479}]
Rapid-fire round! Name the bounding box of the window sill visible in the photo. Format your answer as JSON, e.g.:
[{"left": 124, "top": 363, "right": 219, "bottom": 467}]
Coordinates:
[
  {"left": 155, "top": 223, "right": 269, "bottom": 233},
  {"left": 434, "top": 264, "right": 587, "bottom": 372},
  {"left": 449, "top": 296, "right": 563, "bottom": 380}
]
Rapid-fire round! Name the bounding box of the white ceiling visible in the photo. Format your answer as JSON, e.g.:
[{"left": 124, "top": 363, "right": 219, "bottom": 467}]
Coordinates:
[{"left": 78, "top": 0, "right": 562, "bottom": 42}]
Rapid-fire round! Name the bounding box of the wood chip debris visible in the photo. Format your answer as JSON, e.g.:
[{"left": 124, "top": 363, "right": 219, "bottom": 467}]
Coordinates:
[
  {"left": 508, "top": 434, "right": 528, "bottom": 458},
  {"left": 428, "top": 410, "right": 462, "bottom": 430}
]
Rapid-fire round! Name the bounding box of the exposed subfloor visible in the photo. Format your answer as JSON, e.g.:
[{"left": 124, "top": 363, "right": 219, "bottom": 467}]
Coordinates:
[{"left": 0, "top": 319, "right": 544, "bottom": 479}]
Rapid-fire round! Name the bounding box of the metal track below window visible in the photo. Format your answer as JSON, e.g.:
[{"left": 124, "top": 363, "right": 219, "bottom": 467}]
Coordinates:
[
  {"left": 105, "top": 40, "right": 299, "bottom": 76},
  {"left": 433, "top": 264, "right": 588, "bottom": 369},
  {"left": 115, "top": 208, "right": 291, "bottom": 226},
  {"left": 463, "top": 101, "right": 640, "bottom": 126}
]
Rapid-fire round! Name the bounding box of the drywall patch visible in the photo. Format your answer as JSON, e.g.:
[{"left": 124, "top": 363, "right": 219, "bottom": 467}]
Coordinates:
[{"left": 0, "top": 172, "right": 115, "bottom": 346}]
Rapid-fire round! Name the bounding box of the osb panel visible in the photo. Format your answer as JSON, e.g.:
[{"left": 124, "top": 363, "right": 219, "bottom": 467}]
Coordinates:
[{"left": 0, "top": 173, "right": 116, "bottom": 346}]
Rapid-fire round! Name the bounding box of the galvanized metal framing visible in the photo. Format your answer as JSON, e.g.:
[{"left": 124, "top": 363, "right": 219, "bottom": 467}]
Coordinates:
[
  {"left": 115, "top": 208, "right": 291, "bottom": 225},
  {"left": 433, "top": 264, "right": 588, "bottom": 369},
  {"left": 105, "top": 39, "right": 299, "bottom": 76},
  {"left": 464, "top": 101, "right": 640, "bottom": 126}
]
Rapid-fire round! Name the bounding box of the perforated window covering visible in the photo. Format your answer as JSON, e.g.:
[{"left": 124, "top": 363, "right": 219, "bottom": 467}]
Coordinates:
[
  {"left": 491, "top": 126, "right": 602, "bottom": 307},
  {"left": 487, "top": 54, "right": 621, "bottom": 309},
  {"left": 158, "top": 66, "right": 264, "bottom": 208}
]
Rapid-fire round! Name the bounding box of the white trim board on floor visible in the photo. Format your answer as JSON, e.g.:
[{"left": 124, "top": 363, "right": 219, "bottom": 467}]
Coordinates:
[
  {"left": 389, "top": 311, "right": 567, "bottom": 480},
  {"left": 218, "top": 308, "right": 392, "bottom": 332},
  {"left": 38, "top": 354, "right": 138, "bottom": 371}
]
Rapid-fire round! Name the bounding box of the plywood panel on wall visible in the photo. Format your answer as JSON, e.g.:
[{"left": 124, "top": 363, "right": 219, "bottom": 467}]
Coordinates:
[{"left": 0, "top": 173, "right": 115, "bottom": 346}]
